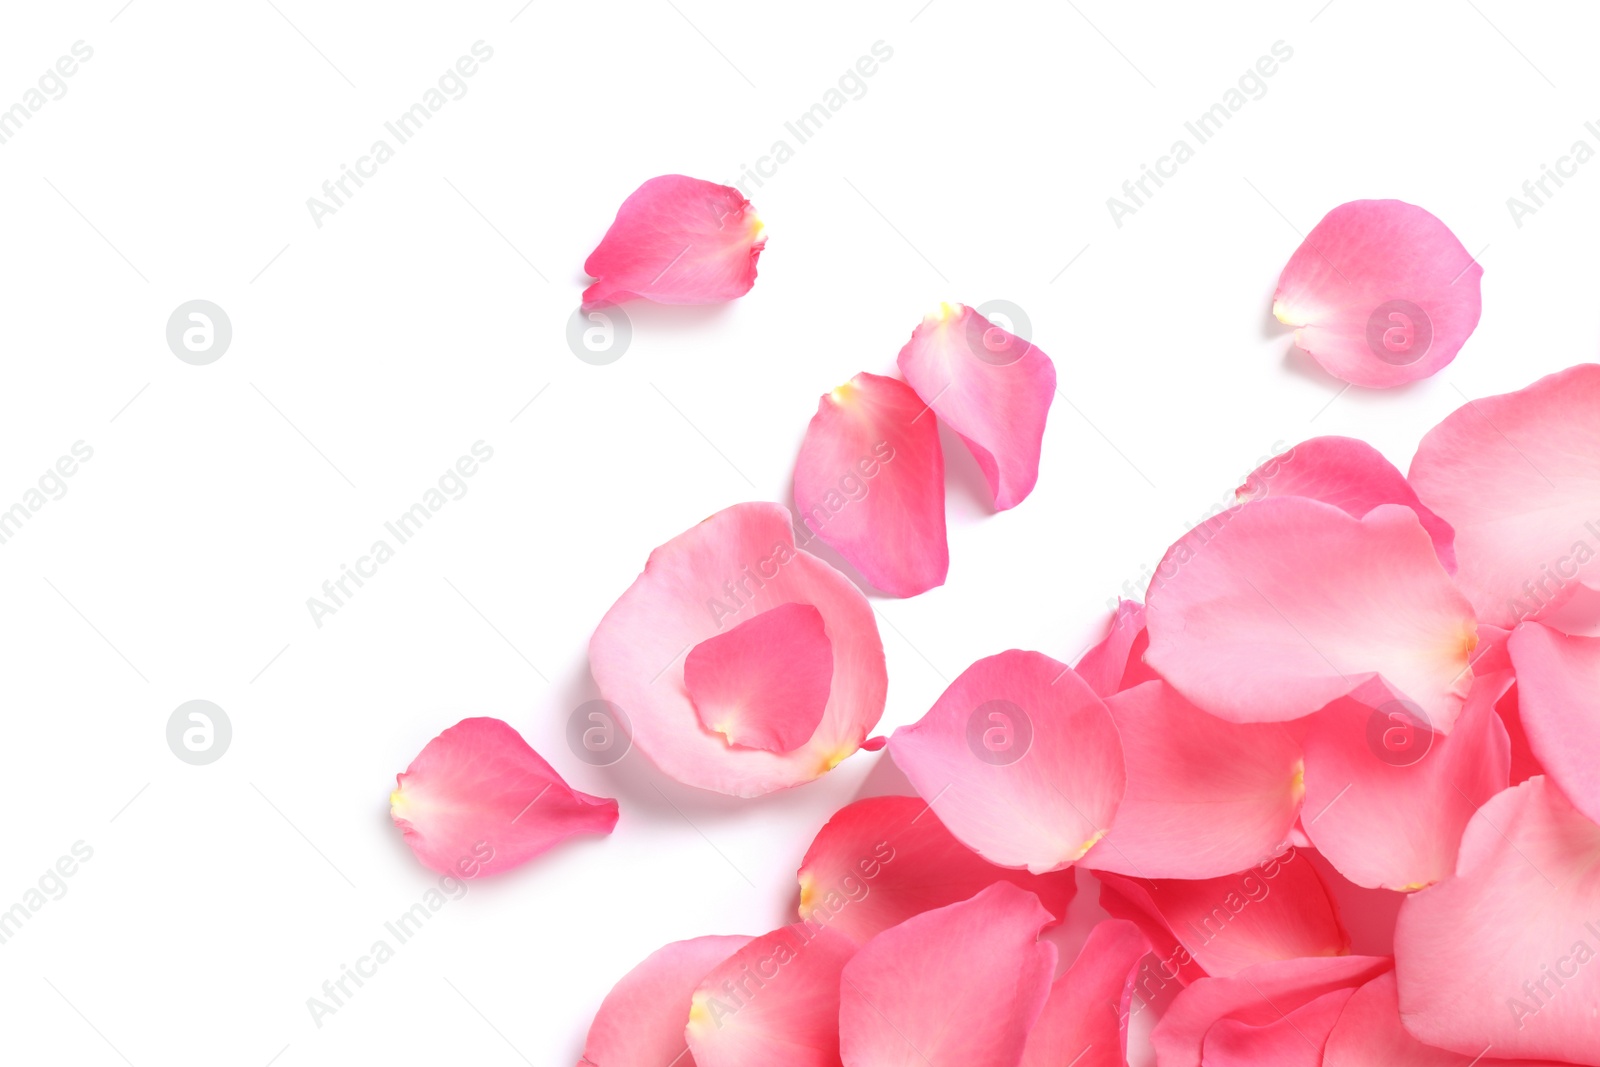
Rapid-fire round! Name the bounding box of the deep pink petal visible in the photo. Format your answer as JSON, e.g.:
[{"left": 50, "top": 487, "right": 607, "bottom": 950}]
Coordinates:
[
  {"left": 1299, "top": 672, "right": 1511, "bottom": 890},
  {"left": 887, "top": 651, "right": 1126, "bottom": 873},
  {"left": 1409, "top": 364, "right": 1600, "bottom": 627},
  {"left": 390, "top": 717, "right": 618, "bottom": 876},
  {"left": 1395, "top": 776, "right": 1600, "bottom": 1061},
  {"left": 894, "top": 303, "right": 1056, "bottom": 509},
  {"left": 839, "top": 883, "right": 1056, "bottom": 1067},
  {"left": 582, "top": 175, "right": 764, "bottom": 309},
  {"left": 1019, "top": 920, "right": 1151, "bottom": 1067},
  {"left": 1083, "top": 680, "right": 1304, "bottom": 879},
  {"left": 1237, "top": 434, "right": 1456, "bottom": 571},
  {"left": 1200, "top": 987, "right": 1355, "bottom": 1067},
  {"left": 1272, "top": 199, "right": 1482, "bottom": 387},
  {"left": 795, "top": 795, "right": 1076, "bottom": 945},
  {"left": 1075, "top": 599, "right": 1158, "bottom": 698},
  {"left": 793, "top": 372, "right": 947, "bottom": 598},
  {"left": 590, "top": 502, "right": 887, "bottom": 796},
  {"left": 577, "top": 935, "right": 751, "bottom": 1067},
  {"left": 1144, "top": 496, "right": 1478, "bottom": 731},
  {"left": 1150, "top": 955, "right": 1391, "bottom": 1067},
  {"left": 684, "top": 602, "right": 833, "bottom": 753},
  {"left": 1508, "top": 622, "right": 1600, "bottom": 824},
  {"left": 1324, "top": 972, "right": 1572, "bottom": 1067},
  {"left": 686, "top": 924, "right": 855, "bottom": 1067},
  {"left": 1095, "top": 847, "right": 1349, "bottom": 983}
]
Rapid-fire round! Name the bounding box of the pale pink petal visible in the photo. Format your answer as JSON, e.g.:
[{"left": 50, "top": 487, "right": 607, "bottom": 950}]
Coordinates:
[
  {"left": 793, "top": 372, "right": 947, "bottom": 598},
  {"left": 1075, "top": 599, "right": 1158, "bottom": 698},
  {"left": 1409, "top": 364, "right": 1600, "bottom": 627},
  {"left": 1201, "top": 986, "right": 1356, "bottom": 1067},
  {"left": 1144, "top": 497, "right": 1478, "bottom": 731},
  {"left": 1324, "top": 972, "right": 1572, "bottom": 1067},
  {"left": 686, "top": 924, "right": 855, "bottom": 1067},
  {"left": 895, "top": 302, "right": 1056, "bottom": 510},
  {"left": 887, "top": 651, "right": 1125, "bottom": 873},
  {"left": 1299, "top": 672, "right": 1511, "bottom": 890},
  {"left": 590, "top": 502, "right": 887, "bottom": 796},
  {"left": 1020, "top": 920, "right": 1151, "bottom": 1067},
  {"left": 839, "top": 883, "right": 1056, "bottom": 1067},
  {"left": 1272, "top": 199, "right": 1482, "bottom": 387},
  {"left": 1395, "top": 776, "right": 1600, "bottom": 1061},
  {"left": 390, "top": 717, "right": 618, "bottom": 876},
  {"left": 795, "top": 794, "right": 1077, "bottom": 945},
  {"left": 1508, "top": 622, "right": 1600, "bottom": 824},
  {"left": 1237, "top": 435, "right": 1456, "bottom": 571},
  {"left": 577, "top": 935, "right": 751, "bottom": 1067},
  {"left": 1095, "top": 847, "right": 1349, "bottom": 983},
  {"left": 684, "top": 602, "right": 833, "bottom": 753},
  {"left": 1082, "top": 680, "right": 1304, "bottom": 879},
  {"left": 582, "top": 175, "right": 764, "bottom": 309},
  {"left": 1150, "top": 955, "right": 1391, "bottom": 1067}
]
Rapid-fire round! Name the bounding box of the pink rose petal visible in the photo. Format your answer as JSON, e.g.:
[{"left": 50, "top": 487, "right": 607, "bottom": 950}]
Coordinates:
[
  {"left": 1395, "top": 776, "right": 1600, "bottom": 1061},
  {"left": 1507, "top": 622, "right": 1600, "bottom": 825},
  {"left": 887, "top": 651, "right": 1125, "bottom": 873},
  {"left": 1075, "top": 598, "right": 1158, "bottom": 698},
  {"left": 1409, "top": 364, "right": 1600, "bottom": 627},
  {"left": 389, "top": 717, "right": 618, "bottom": 877},
  {"left": 582, "top": 175, "right": 764, "bottom": 309},
  {"left": 795, "top": 794, "right": 1077, "bottom": 945},
  {"left": 684, "top": 602, "right": 833, "bottom": 754},
  {"left": 577, "top": 935, "right": 752, "bottom": 1067},
  {"left": 895, "top": 302, "right": 1056, "bottom": 510},
  {"left": 1324, "top": 972, "right": 1572, "bottom": 1067},
  {"left": 1144, "top": 496, "right": 1478, "bottom": 732},
  {"left": 1272, "top": 199, "right": 1482, "bottom": 387},
  {"left": 590, "top": 502, "right": 887, "bottom": 796},
  {"left": 839, "top": 883, "right": 1057, "bottom": 1067},
  {"left": 793, "top": 371, "right": 948, "bottom": 598},
  {"left": 1019, "top": 920, "right": 1152, "bottom": 1067},
  {"left": 1082, "top": 680, "right": 1305, "bottom": 879}
]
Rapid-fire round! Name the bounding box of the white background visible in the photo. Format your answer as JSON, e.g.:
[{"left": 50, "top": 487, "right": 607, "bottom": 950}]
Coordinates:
[{"left": 0, "top": 1, "right": 1593, "bottom": 1064}]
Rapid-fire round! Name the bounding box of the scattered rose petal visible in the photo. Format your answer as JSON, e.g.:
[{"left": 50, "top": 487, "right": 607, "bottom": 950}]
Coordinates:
[
  {"left": 1144, "top": 496, "right": 1477, "bottom": 732},
  {"left": 795, "top": 794, "right": 1077, "bottom": 945},
  {"left": 1507, "top": 621, "right": 1600, "bottom": 824},
  {"left": 1395, "top": 776, "right": 1600, "bottom": 1061},
  {"left": 1019, "top": 919, "right": 1152, "bottom": 1067},
  {"left": 1237, "top": 434, "right": 1457, "bottom": 571},
  {"left": 1082, "top": 680, "right": 1305, "bottom": 879},
  {"left": 389, "top": 717, "right": 618, "bottom": 876},
  {"left": 1324, "top": 972, "right": 1572, "bottom": 1067},
  {"left": 1409, "top": 364, "right": 1600, "bottom": 627},
  {"left": 577, "top": 935, "right": 752, "bottom": 1067},
  {"left": 1299, "top": 672, "right": 1511, "bottom": 891},
  {"left": 582, "top": 175, "right": 765, "bottom": 309},
  {"left": 1095, "top": 847, "right": 1349, "bottom": 984},
  {"left": 590, "top": 502, "right": 887, "bottom": 796},
  {"left": 895, "top": 302, "right": 1056, "bottom": 510},
  {"left": 684, "top": 602, "right": 833, "bottom": 753},
  {"left": 1074, "top": 598, "right": 1158, "bottom": 698},
  {"left": 1272, "top": 199, "right": 1482, "bottom": 387},
  {"left": 839, "top": 883, "right": 1056, "bottom": 1067},
  {"left": 793, "top": 371, "right": 947, "bottom": 597},
  {"left": 888, "top": 651, "right": 1126, "bottom": 873},
  {"left": 1150, "top": 954, "right": 1391, "bottom": 1067},
  {"left": 686, "top": 924, "right": 855, "bottom": 1067}
]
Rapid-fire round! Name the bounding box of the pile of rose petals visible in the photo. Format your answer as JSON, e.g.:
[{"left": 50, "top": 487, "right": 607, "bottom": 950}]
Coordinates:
[{"left": 385, "top": 179, "right": 1600, "bottom": 1066}]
